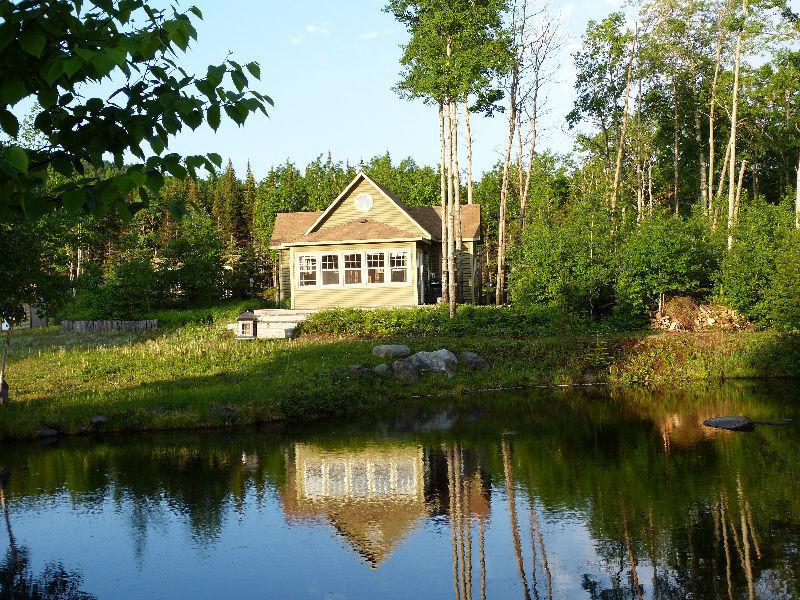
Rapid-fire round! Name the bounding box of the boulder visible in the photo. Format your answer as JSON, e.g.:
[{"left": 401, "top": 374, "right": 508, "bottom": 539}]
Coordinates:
[
  {"left": 409, "top": 349, "right": 458, "bottom": 378},
  {"left": 372, "top": 344, "right": 411, "bottom": 359},
  {"left": 703, "top": 416, "right": 754, "bottom": 432},
  {"left": 372, "top": 363, "right": 391, "bottom": 376},
  {"left": 37, "top": 425, "right": 58, "bottom": 438},
  {"left": 460, "top": 351, "right": 490, "bottom": 371},
  {"left": 393, "top": 358, "right": 420, "bottom": 383},
  {"left": 90, "top": 414, "right": 108, "bottom": 426}
]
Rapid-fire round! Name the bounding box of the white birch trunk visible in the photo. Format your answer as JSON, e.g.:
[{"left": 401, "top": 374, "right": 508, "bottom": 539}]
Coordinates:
[
  {"left": 451, "top": 98, "right": 462, "bottom": 306},
  {"left": 464, "top": 97, "right": 474, "bottom": 205},
  {"left": 796, "top": 152, "right": 800, "bottom": 229},
  {"left": 445, "top": 99, "right": 456, "bottom": 318},
  {"left": 611, "top": 25, "right": 637, "bottom": 213},
  {"left": 728, "top": 0, "right": 747, "bottom": 250},
  {"left": 439, "top": 103, "right": 449, "bottom": 304},
  {"left": 708, "top": 12, "right": 724, "bottom": 213}
]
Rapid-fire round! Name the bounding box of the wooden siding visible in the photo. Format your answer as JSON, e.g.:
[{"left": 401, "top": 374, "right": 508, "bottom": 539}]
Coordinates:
[
  {"left": 317, "top": 180, "right": 419, "bottom": 234},
  {"left": 279, "top": 250, "right": 291, "bottom": 301},
  {"left": 289, "top": 242, "right": 419, "bottom": 309}
]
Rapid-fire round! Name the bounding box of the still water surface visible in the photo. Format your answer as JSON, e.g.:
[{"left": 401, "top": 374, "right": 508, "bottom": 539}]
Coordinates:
[{"left": 1, "top": 384, "right": 799, "bottom": 599}]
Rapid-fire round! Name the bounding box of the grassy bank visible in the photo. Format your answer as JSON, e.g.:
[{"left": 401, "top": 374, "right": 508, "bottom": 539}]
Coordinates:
[{"left": 0, "top": 307, "right": 798, "bottom": 440}]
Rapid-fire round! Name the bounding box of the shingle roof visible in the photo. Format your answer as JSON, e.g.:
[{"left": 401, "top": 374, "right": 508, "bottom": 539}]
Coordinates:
[
  {"left": 294, "top": 219, "right": 419, "bottom": 244},
  {"left": 270, "top": 212, "right": 321, "bottom": 247},
  {"left": 408, "top": 205, "right": 481, "bottom": 241}
]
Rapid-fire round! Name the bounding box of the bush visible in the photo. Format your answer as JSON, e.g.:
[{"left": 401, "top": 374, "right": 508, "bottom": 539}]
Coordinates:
[
  {"left": 616, "top": 212, "right": 716, "bottom": 317},
  {"left": 764, "top": 230, "right": 800, "bottom": 329},
  {"left": 719, "top": 198, "right": 795, "bottom": 322},
  {"left": 300, "top": 304, "right": 598, "bottom": 338},
  {"left": 141, "top": 299, "right": 273, "bottom": 327}
]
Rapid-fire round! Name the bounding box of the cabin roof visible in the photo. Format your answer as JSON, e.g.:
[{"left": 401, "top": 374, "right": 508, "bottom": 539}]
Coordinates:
[
  {"left": 269, "top": 173, "right": 482, "bottom": 249},
  {"left": 290, "top": 218, "right": 421, "bottom": 246}
]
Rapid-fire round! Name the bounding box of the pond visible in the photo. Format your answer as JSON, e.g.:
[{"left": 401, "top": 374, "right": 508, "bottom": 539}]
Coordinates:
[{"left": 1, "top": 383, "right": 799, "bottom": 599}]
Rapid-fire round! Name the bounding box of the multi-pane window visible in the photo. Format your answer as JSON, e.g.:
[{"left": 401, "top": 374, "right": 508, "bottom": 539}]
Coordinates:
[
  {"left": 344, "top": 253, "right": 362, "bottom": 284},
  {"left": 389, "top": 251, "right": 408, "bottom": 283},
  {"left": 298, "top": 256, "right": 317, "bottom": 286},
  {"left": 297, "top": 250, "right": 411, "bottom": 287},
  {"left": 321, "top": 254, "right": 339, "bottom": 285},
  {"left": 367, "top": 252, "right": 385, "bottom": 283}
]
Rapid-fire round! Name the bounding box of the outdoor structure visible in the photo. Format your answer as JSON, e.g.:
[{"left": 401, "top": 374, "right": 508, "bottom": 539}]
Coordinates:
[{"left": 269, "top": 171, "right": 481, "bottom": 309}]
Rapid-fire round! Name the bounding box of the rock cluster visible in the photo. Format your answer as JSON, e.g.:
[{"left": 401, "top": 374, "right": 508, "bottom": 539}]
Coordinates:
[
  {"left": 347, "top": 347, "right": 490, "bottom": 382},
  {"left": 652, "top": 297, "right": 752, "bottom": 333}
]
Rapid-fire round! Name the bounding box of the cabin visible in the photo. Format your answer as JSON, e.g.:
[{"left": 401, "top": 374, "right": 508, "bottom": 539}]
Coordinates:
[{"left": 269, "top": 171, "right": 481, "bottom": 310}]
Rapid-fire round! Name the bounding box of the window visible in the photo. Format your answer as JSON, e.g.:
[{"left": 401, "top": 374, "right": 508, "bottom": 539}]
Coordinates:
[
  {"left": 367, "top": 252, "right": 385, "bottom": 283},
  {"left": 344, "top": 253, "right": 362, "bottom": 284},
  {"left": 321, "top": 254, "right": 339, "bottom": 285},
  {"left": 298, "top": 256, "right": 317, "bottom": 286},
  {"left": 389, "top": 251, "right": 408, "bottom": 283},
  {"left": 240, "top": 322, "right": 252, "bottom": 337}
]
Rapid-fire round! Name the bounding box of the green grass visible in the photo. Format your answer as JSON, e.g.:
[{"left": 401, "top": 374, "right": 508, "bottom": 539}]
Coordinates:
[{"left": 1, "top": 308, "right": 798, "bottom": 441}]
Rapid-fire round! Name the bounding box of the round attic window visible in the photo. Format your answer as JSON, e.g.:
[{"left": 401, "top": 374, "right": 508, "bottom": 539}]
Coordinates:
[{"left": 354, "top": 193, "right": 373, "bottom": 212}]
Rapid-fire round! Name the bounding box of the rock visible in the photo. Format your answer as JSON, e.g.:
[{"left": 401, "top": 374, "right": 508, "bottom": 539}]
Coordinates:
[
  {"left": 347, "top": 364, "right": 369, "bottom": 376},
  {"left": 372, "top": 344, "right": 411, "bottom": 359},
  {"left": 409, "top": 349, "right": 458, "bottom": 378},
  {"left": 210, "top": 405, "right": 237, "bottom": 420},
  {"left": 393, "top": 358, "right": 420, "bottom": 383},
  {"left": 90, "top": 414, "right": 108, "bottom": 426},
  {"left": 460, "top": 351, "right": 490, "bottom": 371},
  {"left": 703, "top": 416, "right": 755, "bottom": 432},
  {"left": 37, "top": 425, "right": 58, "bottom": 438},
  {"left": 372, "top": 363, "right": 391, "bottom": 376}
]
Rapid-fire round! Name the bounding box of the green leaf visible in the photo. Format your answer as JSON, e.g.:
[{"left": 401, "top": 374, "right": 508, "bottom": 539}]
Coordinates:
[
  {"left": 245, "top": 61, "right": 261, "bottom": 79},
  {"left": 5, "top": 146, "right": 28, "bottom": 172},
  {"left": 38, "top": 86, "right": 57, "bottom": 108},
  {"left": 1, "top": 79, "right": 26, "bottom": 105},
  {"left": 189, "top": 6, "right": 203, "bottom": 19},
  {"left": 0, "top": 109, "right": 19, "bottom": 138},
  {"left": 63, "top": 56, "right": 84, "bottom": 77},
  {"left": 62, "top": 189, "right": 86, "bottom": 211},
  {"left": 231, "top": 68, "right": 247, "bottom": 92},
  {"left": 19, "top": 28, "right": 46, "bottom": 58},
  {"left": 126, "top": 169, "right": 147, "bottom": 186},
  {"left": 75, "top": 47, "right": 97, "bottom": 62},
  {"left": 208, "top": 152, "right": 222, "bottom": 168},
  {"left": 206, "top": 64, "right": 225, "bottom": 88},
  {"left": 207, "top": 104, "right": 220, "bottom": 130}
]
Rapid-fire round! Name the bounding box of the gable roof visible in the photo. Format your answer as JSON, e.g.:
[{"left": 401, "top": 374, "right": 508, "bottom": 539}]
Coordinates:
[
  {"left": 290, "top": 219, "right": 420, "bottom": 246},
  {"left": 305, "top": 171, "right": 431, "bottom": 239},
  {"left": 268, "top": 173, "right": 482, "bottom": 248}
]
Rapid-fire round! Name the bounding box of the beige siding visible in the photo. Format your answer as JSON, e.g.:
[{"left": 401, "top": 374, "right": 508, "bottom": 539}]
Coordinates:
[
  {"left": 289, "top": 242, "right": 419, "bottom": 309},
  {"left": 279, "top": 250, "right": 291, "bottom": 301},
  {"left": 318, "top": 180, "right": 420, "bottom": 234}
]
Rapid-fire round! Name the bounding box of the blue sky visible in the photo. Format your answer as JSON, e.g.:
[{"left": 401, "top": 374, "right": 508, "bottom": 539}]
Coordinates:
[{"left": 167, "top": 0, "right": 632, "bottom": 179}]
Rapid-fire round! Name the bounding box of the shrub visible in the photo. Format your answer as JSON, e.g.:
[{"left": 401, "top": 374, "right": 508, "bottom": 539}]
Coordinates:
[
  {"left": 300, "top": 304, "right": 595, "bottom": 338},
  {"left": 719, "top": 198, "right": 795, "bottom": 322},
  {"left": 764, "top": 230, "right": 800, "bottom": 329},
  {"left": 616, "top": 212, "right": 716, "bottom": 317}
]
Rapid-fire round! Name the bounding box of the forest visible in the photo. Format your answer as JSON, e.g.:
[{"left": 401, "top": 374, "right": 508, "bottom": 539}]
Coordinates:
[{"left": 2, "top": 0, "right": 800, "bottom": 329}]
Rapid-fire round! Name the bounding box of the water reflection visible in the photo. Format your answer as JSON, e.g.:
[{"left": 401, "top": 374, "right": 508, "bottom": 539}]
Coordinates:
[{"left": 0, "top": 384, "right": 798, "bottom": 599}]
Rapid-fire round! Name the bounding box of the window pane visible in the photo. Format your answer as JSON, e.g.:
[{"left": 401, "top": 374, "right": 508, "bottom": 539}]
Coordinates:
[
  {"left": 367, "top": 252, "right": 385, "bottom": 284},
  {"left": 321, "top": 254, "right": 339, "bottom": 285},
  {"left": 390, "top": 251, "right": 407, "bottom": 282},
  {"left": 298, "top": 256, "right": 317, "bottom": 286},
  {"left": 344, "top": 253, "right": 362, "bottom": 284}
]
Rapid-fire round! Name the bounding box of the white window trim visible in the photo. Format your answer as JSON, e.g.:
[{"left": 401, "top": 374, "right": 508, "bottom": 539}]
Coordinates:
[{"left": 296, "top": 249, "right": 412, "bottom": 289}]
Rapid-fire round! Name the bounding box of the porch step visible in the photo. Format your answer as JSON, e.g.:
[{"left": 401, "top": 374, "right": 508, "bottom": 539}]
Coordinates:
[{"left": 257, "top": 326, "right": 296, "bottom": 339}]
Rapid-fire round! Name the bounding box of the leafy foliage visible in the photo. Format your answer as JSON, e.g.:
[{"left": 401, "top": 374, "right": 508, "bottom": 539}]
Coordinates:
[{"left": 0, "top": 0, "right": 270, "bottom": 217}]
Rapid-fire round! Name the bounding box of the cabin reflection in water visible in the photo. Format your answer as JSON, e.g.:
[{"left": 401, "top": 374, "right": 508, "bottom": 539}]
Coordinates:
[{"left": 279, "top": 443, "right": 490, "bottom": 568}]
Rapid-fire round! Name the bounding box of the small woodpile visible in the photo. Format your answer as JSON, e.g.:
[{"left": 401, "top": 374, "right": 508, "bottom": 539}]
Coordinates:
[
  {"left": 60, "top": 319, "right": 158, "bottom": 333},
  {"left": 652, "top": 297, "right": 751, "bottom": 333}
]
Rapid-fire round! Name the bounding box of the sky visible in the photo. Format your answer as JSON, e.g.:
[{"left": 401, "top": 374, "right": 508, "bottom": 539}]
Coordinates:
[{"left": 163, "top": 0, "right": 634, "bottom": 179}]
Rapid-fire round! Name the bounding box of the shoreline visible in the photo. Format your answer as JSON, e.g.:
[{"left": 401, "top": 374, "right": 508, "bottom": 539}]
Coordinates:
[{"left": 0, "top": 325, "right": 798, "bottom": 442}]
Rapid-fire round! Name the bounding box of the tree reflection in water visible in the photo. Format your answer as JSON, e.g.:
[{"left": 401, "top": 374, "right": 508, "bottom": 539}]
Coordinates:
[
  {"left": 0, "top": 471, "right": 95, "bottom": 600},
  {"left": 0, "top": 384, "right": 797, "bottom": 599}
]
